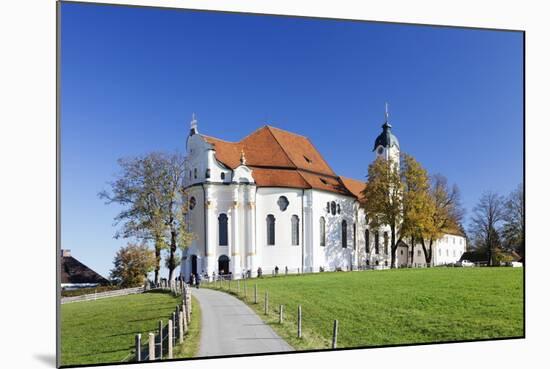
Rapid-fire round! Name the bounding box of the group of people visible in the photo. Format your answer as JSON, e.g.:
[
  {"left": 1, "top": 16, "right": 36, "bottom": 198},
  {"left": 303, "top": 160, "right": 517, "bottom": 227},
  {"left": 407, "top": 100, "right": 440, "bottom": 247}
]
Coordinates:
[{"left": 189, "top": 271, "right": 203, "bottom": 289}]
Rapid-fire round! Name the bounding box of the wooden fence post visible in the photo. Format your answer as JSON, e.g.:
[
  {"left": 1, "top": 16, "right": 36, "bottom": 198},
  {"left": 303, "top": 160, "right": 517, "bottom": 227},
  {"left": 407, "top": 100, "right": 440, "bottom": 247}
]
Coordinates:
[
  {"left": 178, "top": 311, "right": 184, "bottom": 343},
  {"left": 186, "top": 298, "right": 191, "bottom": 323},
  {"left": 135, "top": 334, "right": 141, "bottom": 362},
  {"left": 279, "top": 305, "right": 284, "bottom": 324},
  {"left": 264, "top": 291, "right": 269, "bottom": 315},
  {"left": 298, "top": 305, "right": 302, "bottom": 338},
  {"left": 172, "top": 312, "right": 177, "bottom": 345},
  {"left": 188, "top": 291, "right": 192, "bottom": 315},
  {"left": 254, "top": 284, "right": 258, "bottom": 304},
  {"left": 332, "top": 320, "right": 339, "bottom": 349},
  {"left": 158, "top": 320, "right": 163, "bottom": 360},
  {"left": 182, "top": 304, "right": 189, "bottom": 333},
  {"left": 167, "top": 320, "right": 173, "bottom": 359},
  {"left": 148, "top": 332, "right": 155, "bottom": 361}
]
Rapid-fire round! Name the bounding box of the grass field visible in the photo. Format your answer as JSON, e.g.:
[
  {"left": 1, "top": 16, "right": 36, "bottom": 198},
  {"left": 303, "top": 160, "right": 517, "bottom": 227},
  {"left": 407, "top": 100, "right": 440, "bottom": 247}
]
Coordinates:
[
  {"left": 206, "top": 267, "right": 523, "bottom": 350},
  {"left": 61, "top": 291, "right": 201, "bottom": 366}
]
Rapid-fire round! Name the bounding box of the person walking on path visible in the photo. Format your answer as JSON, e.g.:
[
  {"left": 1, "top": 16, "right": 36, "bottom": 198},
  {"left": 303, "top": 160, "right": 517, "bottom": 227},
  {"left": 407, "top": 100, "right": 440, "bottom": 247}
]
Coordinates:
[{"left": 196, "top": 271, "right": 202, "bottom": 289}]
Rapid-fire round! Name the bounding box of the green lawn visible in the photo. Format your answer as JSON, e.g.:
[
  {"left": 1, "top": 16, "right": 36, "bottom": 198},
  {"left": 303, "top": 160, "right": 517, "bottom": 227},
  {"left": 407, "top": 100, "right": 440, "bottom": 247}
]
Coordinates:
[
  {"left": 206, "top": 267, "right": 523, "bottom": 350},
  {"left": 61, "top": 291, "right": 201, "bottom": 366}
]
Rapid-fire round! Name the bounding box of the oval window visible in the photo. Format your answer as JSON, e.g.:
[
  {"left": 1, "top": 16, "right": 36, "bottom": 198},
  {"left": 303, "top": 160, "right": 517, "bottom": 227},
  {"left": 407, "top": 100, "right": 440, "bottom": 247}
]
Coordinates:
[
  {"left": 189, "top": 196, "right": 196, "bottom": 210},
  {"left": 277, "top": 196, "right": 289, "bottom": 211}
]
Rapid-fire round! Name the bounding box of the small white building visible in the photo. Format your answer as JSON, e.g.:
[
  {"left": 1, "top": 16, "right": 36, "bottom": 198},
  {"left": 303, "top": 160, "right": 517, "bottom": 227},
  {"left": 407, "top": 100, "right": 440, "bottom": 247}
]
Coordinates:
[{"left": 180, "top": 112, "right": 465, "bottom": 281}]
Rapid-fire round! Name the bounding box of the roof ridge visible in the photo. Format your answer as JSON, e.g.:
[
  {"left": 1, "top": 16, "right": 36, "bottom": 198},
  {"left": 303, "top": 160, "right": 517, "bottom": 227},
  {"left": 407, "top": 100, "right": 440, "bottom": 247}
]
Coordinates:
[
  {"left": 265, "top": 126, "right": 298, "bottom": 170},
  {"left": 265, "top": 124, "right": 309, "bottom": 139},
  {"left": 339, "top": 175, "right": 367, "bottom": 184},
  {"left": 200, "top": 134, "right": 237, "bottom": 144}
]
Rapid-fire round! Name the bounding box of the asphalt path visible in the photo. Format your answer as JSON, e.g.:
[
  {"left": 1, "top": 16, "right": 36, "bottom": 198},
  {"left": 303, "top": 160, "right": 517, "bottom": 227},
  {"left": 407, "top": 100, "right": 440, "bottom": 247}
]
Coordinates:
[{"left": 193, "top": 287, "right": 293, "bottom": 357}]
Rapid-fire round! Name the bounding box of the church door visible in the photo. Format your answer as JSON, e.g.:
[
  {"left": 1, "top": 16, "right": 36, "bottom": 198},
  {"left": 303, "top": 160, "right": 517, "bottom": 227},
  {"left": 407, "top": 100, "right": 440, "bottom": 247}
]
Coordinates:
[{"left": 218, "top": 255, "right": 230, "bottom": 276}]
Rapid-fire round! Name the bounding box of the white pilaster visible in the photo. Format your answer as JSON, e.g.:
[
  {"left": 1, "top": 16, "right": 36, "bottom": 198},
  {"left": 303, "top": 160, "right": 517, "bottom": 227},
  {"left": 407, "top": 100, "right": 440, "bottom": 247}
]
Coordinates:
[
  {"left": 230, "top": 185, "right": 241, "bottom": 276},
  {"left": 247, "top": 186, "right": 257, "bottom": 276},
  {"left": 204, "top": 185, "right": 215, "bottom": 277}
]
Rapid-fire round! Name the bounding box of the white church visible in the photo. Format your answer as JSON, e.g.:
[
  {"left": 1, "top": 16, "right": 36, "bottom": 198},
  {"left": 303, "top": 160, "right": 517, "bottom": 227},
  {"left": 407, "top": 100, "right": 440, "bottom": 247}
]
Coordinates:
[{"left": 180, "top": 110, "right": 466, "bottom": 281}]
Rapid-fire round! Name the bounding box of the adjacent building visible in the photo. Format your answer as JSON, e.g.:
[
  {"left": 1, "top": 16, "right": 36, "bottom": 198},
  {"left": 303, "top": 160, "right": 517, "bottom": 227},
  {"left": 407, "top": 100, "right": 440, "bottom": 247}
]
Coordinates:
[{"left": 60, "top": 249, "right": 110, "bottom": 289}]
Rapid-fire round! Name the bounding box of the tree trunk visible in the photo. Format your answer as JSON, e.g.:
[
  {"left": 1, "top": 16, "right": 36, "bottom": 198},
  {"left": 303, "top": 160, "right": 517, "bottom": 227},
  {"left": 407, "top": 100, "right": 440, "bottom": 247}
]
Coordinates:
[
  {"left": 487, "top": 233, "right": 493, "bottom": 266},
  {"left": 409, "top": 236, "right": 415, "bottom": 267},
  {"left": 420, "top": 238, "right": 433, "bottom": 267},
  {"left": 427, "top": 239, "right": 434, "bottom": 267},
  {"left": 390, "top": 226, "right": 396, "bottom": 269},
  {"left": 154, "top": 241, "right": 161, "bottom": 284},
  {"left": 167, "top": 229, "right": 177, "bottom": 281}
]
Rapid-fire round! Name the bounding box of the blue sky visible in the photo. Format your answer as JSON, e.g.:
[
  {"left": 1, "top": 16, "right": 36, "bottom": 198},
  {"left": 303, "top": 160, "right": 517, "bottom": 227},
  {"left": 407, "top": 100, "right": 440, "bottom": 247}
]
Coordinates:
[{"left": 61, "top": 3, "right": 523, "bottom": 278}]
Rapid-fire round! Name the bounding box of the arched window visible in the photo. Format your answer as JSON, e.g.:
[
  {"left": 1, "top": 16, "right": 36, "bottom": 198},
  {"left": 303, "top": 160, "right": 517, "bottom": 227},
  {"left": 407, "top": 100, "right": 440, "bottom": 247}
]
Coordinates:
[
  {"left": 205, "top": 168, "right": 211, "bottom": 178},
  {"left": 266, "top": 214, "right": 275, "bottom": 246},
  {"left": 218, "top": 213, "right": 228, "bottom": 246},
  {"left": 221, "top": 172, "right": 225, "bottom": 180},
  {"left": 342, "top": 220, "right": 347, "bottom": 248},
  {"left": 375, "top": 232, "right": 380, "bottom": 254},
  {"left": 291, "top": 215, "right": 300, "bottom": 245},
  {"left": 365, "top": 229, "right": 370, "bottom": 254},
  {"left": 320, "top": 217, "right": 326, "bottom": 247},
  {"left": 353, "top": 223, "right": 357, "bottom": 250},
  {"left": 331, "top": 201, "right": 336, "bottom": 215},
  {"left": 337, "top": 204, "right": 341, "bottom": 214},
  {"left": 383, "top": 232, "right": 389, "bottom": 254},
  {"left": 193, "top": 168, "right": 197, "bottom": 179}
]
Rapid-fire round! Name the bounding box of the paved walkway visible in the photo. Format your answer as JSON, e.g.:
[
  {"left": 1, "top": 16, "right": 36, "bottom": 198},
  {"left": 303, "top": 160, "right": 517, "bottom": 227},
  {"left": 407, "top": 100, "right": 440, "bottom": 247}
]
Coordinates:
[{"left": 193, "top": 287, "right": 293, "bottom": 357}]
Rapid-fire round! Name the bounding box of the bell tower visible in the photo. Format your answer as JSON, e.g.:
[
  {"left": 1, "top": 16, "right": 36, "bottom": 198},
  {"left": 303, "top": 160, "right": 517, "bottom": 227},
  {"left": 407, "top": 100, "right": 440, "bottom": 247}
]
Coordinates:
[{"left": 373, "top": 103, "right": 400, "bottom": 167}]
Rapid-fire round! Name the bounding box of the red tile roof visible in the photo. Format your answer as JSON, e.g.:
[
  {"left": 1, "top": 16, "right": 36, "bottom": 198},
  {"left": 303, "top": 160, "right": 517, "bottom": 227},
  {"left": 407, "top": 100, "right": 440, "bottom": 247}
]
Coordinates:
[
  {"left": 340, "top": 176, "right": 367, "bottom": 201},
  {"left": 201, "top": 125, "right": 365, "bottom": 198}
]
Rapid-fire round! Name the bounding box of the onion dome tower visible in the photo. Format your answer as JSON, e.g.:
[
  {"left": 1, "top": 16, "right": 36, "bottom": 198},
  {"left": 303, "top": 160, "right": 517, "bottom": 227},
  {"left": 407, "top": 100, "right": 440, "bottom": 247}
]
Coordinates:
[{"left": 373, "top": 103, "right": 400, "bottom": 165}]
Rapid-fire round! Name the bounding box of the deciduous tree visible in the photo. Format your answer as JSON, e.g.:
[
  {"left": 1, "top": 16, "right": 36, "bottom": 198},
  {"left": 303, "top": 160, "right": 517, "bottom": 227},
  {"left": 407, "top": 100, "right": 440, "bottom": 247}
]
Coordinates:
[
  {"left": 361, "top": 156, "right": 403, "bottom": 268},
  {"left": 110, "top": 243, "right": 156, "bottom": 287},
  {"left": 400, "top": 154, "right": 435, "bottom": 267},
  {"left": 470, "top": 191, "right": 505, "bottom": 266},
  {"left": 419, "top": 175, "right": 464, "bottom": 266},
  {"left": 99, "top": 152, "right": 193, "bottom": 283},
  {"left": 502, "top": 184, "right": 524, "bottom": 258}
]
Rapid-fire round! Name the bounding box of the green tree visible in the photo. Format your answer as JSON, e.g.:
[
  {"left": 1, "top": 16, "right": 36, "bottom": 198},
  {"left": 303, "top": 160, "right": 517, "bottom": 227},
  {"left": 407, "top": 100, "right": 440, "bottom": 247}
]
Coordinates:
[
  {"left": 110, "top": 243, "right": 156, "bottom": 287},
  {"left": 361, "top": 156, "right": 403, "bottom": 268},
  {"left": 400, "top": 154, "right": 436, "bottom": 267},
  {"left": 99, "top": 152, "right": 193, "bottom": 283},
  {"left": 502, "top": 184, "right": 524, "bottom": 257},
  {"left": 470, "top": 191, "right": 505, "bottom": 266},
  {"left": 420, "top": 175, "right": 464, "bottom": 266}
]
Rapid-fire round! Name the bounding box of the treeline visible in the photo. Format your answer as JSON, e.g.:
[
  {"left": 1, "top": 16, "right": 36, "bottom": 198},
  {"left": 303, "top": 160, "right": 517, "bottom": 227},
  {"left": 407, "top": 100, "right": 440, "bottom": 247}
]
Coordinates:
[
  {"left": 469, "top": 185, "right": 524, "bottom": 265},
  {"left": 99, "top": 152, "right": 194, "bottom": 287}
]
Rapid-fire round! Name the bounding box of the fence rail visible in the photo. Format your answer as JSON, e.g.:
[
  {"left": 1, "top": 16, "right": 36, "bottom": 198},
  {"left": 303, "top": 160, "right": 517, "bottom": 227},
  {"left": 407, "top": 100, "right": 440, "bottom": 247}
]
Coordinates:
[
  {"left": 61, "top": 286, "right": 145, "bottom": 304},
  {"left": 128, "top": 282, "right": 192, "bottom": 362}
]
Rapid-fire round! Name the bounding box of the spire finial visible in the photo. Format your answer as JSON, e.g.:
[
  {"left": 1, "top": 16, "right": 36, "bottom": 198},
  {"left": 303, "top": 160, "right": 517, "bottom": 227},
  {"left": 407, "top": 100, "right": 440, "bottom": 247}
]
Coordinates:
[
  {"left": 385, "top": 102, "right": 389, "bottom": 122},
  {"left": 240, "top": 148, "right": 247, "bottom": 165},
  {"left": 189, "top": 113, "right": 198, "bottom": 135}
]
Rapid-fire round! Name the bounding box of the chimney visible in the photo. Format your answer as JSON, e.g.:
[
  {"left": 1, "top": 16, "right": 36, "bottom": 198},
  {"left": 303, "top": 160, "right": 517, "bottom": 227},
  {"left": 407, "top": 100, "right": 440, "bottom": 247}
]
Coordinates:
[{"left": 61, "top": 249, "right": 71, "bottom": 257}]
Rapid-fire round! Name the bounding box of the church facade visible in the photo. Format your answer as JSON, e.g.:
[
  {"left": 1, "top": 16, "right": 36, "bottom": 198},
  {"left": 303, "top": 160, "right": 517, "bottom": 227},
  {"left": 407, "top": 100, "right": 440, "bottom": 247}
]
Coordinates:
[{"left": 180, "top": 113, "right": 465, "bottom": 281}]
